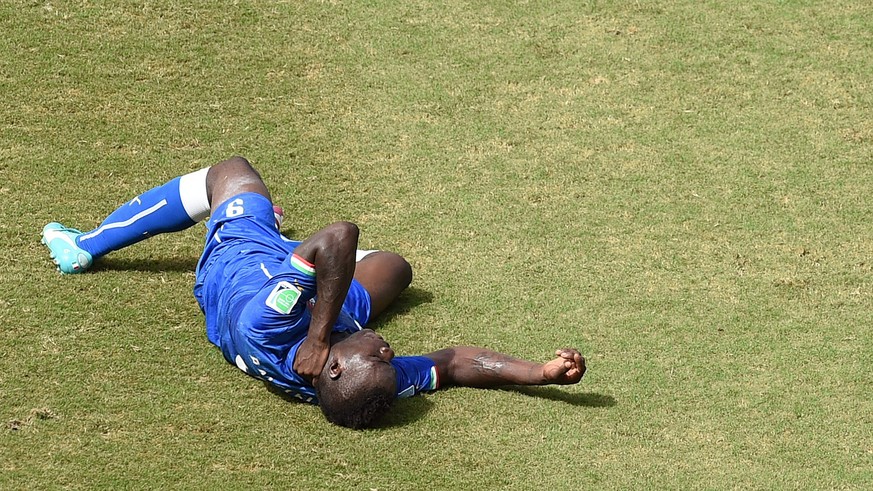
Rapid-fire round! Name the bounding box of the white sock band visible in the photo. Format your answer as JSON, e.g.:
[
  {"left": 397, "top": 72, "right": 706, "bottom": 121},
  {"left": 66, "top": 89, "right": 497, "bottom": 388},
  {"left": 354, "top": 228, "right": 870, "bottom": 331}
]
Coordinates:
[
  {"left": 355, "top": 249, "right": 378, "bottom": 262},
  {"left": 179, "top": 167, "right": 211, "bottom": 222}
]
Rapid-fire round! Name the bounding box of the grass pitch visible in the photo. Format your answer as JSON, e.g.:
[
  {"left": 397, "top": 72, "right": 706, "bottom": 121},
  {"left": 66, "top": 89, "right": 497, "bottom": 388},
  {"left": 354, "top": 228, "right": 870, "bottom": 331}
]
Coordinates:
[{"left": 2, "top": 0, "right": 871, "bottom": 489}]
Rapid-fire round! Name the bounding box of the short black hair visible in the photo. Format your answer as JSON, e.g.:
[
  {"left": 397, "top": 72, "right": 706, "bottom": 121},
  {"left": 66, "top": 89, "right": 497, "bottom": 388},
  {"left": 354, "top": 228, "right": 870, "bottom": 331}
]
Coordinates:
[{"left": 315, "top": 370, "right": 395, "bottom": 429}]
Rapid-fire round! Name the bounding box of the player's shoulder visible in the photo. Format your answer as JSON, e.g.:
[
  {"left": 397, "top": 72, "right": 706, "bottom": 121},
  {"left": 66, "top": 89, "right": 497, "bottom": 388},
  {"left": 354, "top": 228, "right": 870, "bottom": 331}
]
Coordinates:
[{"left": 234, "top": 277, "right": 311, "bottom": 335}]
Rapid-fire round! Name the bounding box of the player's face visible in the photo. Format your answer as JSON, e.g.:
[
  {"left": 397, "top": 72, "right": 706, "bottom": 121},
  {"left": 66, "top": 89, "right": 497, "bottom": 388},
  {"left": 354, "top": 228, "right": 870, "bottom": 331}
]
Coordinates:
[
  {"left": 344, "top": 329, "right": 395, "bottom": 362},
  {"left": 335, "top": 329, "right": 396, "bottom": 392}
]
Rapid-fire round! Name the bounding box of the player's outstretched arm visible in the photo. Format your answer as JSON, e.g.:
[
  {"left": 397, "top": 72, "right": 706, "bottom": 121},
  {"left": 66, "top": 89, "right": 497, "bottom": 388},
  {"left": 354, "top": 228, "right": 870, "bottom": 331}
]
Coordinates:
[
  {"left": 291, "top": 221, "right": 359, "bottom": 382},
  {"left": 424, "top": 347, "right": 586, "bottom": 388}
]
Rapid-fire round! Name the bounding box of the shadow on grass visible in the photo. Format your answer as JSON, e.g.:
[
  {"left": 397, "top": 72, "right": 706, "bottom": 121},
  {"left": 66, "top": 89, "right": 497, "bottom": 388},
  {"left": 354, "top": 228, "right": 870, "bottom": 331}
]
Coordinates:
[
  {"left": 377, "top": 396, "right": 435, "bottom": 428},
  {"left": 263, "top": 381, "right": 435, "bottom": 428},
  {"left": 498, "top": 386, "right": 616, "bottom": 407},
  {"left": 94, "top": 257, "right": 199, "bottom": 273},
  {"left": 264, "top": 383, "right": 608, "bottom": 429},
  {"left": 381, "top": 387, "right": 613, "bottom": 428}
]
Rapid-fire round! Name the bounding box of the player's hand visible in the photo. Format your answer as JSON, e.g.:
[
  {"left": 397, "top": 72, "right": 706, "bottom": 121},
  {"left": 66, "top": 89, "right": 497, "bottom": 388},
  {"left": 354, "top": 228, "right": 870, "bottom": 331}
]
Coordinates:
[
  {"left": 541, "top": 348, "right": 586, "bottom": 385},
  {"left": 293, "top": 337, "right": 330, "bottom": 382}
]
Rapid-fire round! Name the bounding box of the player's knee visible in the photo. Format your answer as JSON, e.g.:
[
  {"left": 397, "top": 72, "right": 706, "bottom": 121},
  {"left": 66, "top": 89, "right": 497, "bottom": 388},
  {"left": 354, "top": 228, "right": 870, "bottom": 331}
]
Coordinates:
[
  {"left": 393, "top": 254, "right": 413, "bottom": 289},
  {"left": 229, "top": 155, "right": 253, "bottom": 170},
  {"left": 374, "top": 251, "right": 413, "bottom": 290},
  {"left": 206, "top": 156, "right": 270, "bottom": 207},
  {"left": 218, "top": 155, "right": 260, "bottom": 177}
]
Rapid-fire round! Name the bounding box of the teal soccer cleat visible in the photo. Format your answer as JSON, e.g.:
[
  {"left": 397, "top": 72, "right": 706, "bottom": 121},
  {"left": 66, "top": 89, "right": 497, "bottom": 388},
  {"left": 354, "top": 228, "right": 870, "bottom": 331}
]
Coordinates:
[{"left": 41, "top": 222, "right": 93, "bottom": 274}]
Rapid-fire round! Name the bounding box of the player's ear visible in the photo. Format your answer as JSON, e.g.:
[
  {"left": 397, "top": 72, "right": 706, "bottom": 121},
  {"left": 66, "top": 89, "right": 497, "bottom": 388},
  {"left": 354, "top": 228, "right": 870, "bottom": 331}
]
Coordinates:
[{"left": 328, "top": 360, "right": 343, "bottom": 380}]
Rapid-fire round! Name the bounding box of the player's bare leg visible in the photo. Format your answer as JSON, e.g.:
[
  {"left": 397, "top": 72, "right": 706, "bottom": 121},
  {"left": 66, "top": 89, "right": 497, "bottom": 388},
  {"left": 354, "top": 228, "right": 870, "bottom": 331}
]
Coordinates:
[
  {"left": 352, "top": 252, "right": 413, "bottom": 319},
  {"left": 206, "top": 156, "right": 272, "bottom": 211}
]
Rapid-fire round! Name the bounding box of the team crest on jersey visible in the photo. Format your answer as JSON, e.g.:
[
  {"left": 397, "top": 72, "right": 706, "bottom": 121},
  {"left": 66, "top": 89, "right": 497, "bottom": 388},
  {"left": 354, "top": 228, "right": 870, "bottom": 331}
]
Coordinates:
[{"left": 265, "top": 281, "right": 301, "bottom": 314}]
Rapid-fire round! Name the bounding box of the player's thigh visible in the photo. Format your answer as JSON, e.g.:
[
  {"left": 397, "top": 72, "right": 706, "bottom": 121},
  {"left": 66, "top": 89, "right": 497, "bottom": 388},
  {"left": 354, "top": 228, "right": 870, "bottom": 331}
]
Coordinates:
[
  {"left": 352, "top": 251, "right": 413, "bottom": 319},
  {"left": 206, "top": 156, "right": 272, "bottom": 213}
]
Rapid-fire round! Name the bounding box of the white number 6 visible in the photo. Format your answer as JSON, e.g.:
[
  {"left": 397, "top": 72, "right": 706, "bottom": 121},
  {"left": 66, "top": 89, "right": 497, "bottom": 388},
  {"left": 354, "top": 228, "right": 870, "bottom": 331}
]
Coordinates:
[{"left": 227, "top": 198, "right": 245, "bottom": 218}]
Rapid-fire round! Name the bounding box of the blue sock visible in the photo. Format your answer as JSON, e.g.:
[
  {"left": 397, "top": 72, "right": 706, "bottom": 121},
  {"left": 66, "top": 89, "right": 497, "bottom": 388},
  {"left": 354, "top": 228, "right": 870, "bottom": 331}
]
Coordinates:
[{"left": 76, "top": 169, "right": 211, "bottom": 258}]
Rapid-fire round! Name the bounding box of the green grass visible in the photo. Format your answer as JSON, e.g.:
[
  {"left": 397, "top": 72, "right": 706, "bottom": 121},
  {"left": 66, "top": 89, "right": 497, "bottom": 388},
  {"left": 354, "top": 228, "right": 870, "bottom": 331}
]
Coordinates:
[{"left": 2, "top": 0, "right": 872, "bottom": 488}]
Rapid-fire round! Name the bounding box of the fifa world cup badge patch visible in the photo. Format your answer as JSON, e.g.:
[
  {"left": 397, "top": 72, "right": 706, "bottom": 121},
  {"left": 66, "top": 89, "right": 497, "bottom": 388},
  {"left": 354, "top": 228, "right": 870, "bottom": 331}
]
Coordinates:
[{"left": 265, "top": 281, "right": 301, "bottom": 314}]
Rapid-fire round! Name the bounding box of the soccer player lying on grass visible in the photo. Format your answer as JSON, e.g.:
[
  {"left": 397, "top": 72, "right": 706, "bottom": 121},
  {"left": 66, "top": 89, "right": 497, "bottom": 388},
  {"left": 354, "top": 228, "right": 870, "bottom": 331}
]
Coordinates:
[{"left": 42, "top": 156, "right": 586, "bottom": 428}]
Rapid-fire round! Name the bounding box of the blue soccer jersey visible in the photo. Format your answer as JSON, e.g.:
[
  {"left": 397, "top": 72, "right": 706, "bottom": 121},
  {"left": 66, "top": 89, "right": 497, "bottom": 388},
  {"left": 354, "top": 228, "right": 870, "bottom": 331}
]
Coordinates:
[{"left": 193, "top": 193, "right": 439, "bottom": 403}]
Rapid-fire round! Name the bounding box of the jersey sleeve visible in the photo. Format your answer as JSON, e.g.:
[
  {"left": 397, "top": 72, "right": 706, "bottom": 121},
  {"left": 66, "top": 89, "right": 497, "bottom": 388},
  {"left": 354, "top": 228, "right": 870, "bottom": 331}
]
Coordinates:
[
  {"left": 391, "top": 356, "right": 440, "bottom": 399},
  {"left": 249, "top": 253, "right": 318, "bottom": 328}
]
